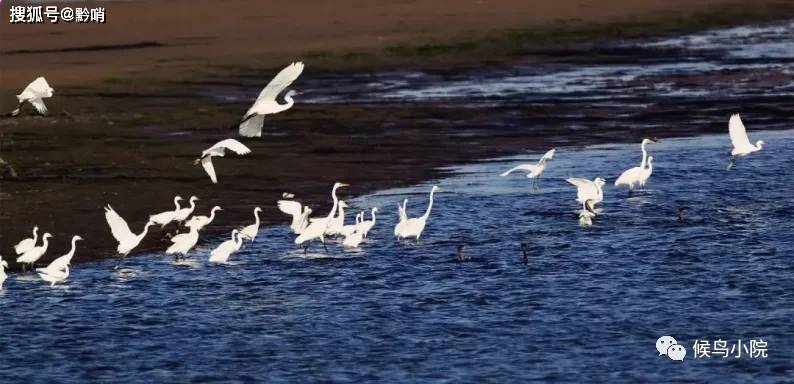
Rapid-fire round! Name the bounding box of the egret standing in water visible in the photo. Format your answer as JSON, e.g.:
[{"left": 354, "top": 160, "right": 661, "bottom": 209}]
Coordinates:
[
  {"left": 12, "top": 77, "right": 53, "bottom": 116},
  {"left": 614, "top": 138, "right": 656, "bottom": 193},
  {"left": 195, "top": 139, "right": 252, "bottom": 184},
  {"left": 239, "top": 207, "right": 263, "bottom": 242},
  {"left": 149, "top": 196, "right": 182, "bottom": 228},
  {"left": 639, "top": 156, "right": 654, "bottom": 188},
  {"left": 357, "top": 207, "right": 379, "bottom": 238},
  {"left": 395, "top": 185, "right": 440, "bottom": 241},
  {"left": 500, "top": 148, "right": 556, "bottom": 189},
  {"left": 105, "top": 205, "right": 155, "bottom": 268},
  {"left": 0, "top": 256, "right": 9, "bottom": 289},
  {"left": 295, "top": 182, "right": 348, "bottom": 251},
  {"left": 36, "top": 235, "right": 81, "bottom": 286},
  {"left": 186, "top": 206, "right": 222, "bottom": 231},
  {"left": 566, "top": 177, "right": 605, "bottom": 207},
  {"left": 166, "top": 226, "right": 200, "bottom": 261},
  {"left": 325, "top": 201, "right": 349, "bottom": 236},
  {"left": 277, "top": 200, "right": 312, "bottom": 234},
  {"left": 394, "top": 199, "right": 408, "bottom": 238},
  {"left": 239, "top": 62, "right": 305, "bottom": 137},
  {"left": 727, "top": 114, "right": 764, "bottom": 169},
  {"left": 209, "top": 229, "right": 244, "bottom": 264},
  {"left": 14, "top": 226, "right": 39, "bottom": 255},
  {"left": 16, "top": 233, "right": 52, "bottom": 272}
]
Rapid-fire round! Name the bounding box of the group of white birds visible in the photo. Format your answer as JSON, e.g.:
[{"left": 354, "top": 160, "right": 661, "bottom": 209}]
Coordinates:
[{"left": 2, "top": 60, "right": 767, "bottom": 289}]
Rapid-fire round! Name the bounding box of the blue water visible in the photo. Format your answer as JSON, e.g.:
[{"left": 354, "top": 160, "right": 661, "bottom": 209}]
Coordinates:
[{"left": 2, "top": 128, "right": 792, "bottom": 383}]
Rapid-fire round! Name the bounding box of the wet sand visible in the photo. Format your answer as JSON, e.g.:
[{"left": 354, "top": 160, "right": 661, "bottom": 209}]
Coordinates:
[{"left": 2, "top": 1, "right": 794, "bottom": 270}]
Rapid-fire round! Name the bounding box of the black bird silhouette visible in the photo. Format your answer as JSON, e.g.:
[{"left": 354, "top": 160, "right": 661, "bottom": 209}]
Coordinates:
[
  {"left": 520, "top": 243, "right": 529, "bottom": 264},
  {"left": 677, "top": 207, "right": 690, "bottom": 223}
]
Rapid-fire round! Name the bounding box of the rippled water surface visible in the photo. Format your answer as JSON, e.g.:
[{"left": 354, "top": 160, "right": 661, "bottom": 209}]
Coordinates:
[{"left": 2, "top": 128, "right": 793, "bottom": 383}]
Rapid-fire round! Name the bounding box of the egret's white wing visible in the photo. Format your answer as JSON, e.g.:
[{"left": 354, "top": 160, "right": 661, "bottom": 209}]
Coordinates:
[
  {"left": 566, "top": 177, "right": 593, "bottom": 188},
  {"left": 29, "top": 98, "right": 48, "bottom": 114},
  {"left": 214, "top": 138, "right": 251, "bottom": 155},
  {"left": 40, "top": 254, "right": 70, "bottom": 274},
  {"left": 541, "top": 148, "right": 556, "bottom": 161},
  {"left": 239, "top": 115, "right": 265, "bottom": 138},
  {"left": 20, "top": 77, "right": 53, "bottom": 99},
  {"left": 254, "top": 62, "right": 304, "bottom": 103},
  {"left": 500, "top": 164, "right": 539, "bottom": 176},
  {"left": 201, "top": 156, "right": 217, "bottom": 184},
  {"left": 104, "top": 205, "right": 134, "bottom": 243},
  {"left": 278, "top": 200, "right": 302, "bottom": 216},
  {"left": 729, "top": 114, "right": 752, "bottom": 150}
]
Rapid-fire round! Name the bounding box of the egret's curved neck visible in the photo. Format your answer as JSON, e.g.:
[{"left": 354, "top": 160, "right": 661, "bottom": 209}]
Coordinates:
[
  {"left": 640, "top": 142, "right": 649, "bottom": 167},
  {"left": 278, "top": 95, "right": 295, "bottom": 113},
  {"left": 422, "top": 189, "right": 436, "bottom": 219},
  {"left": 371, "top": 209, "right": 377, "bottom": 224},
  {"left": 327, "top": 186, "right": 341, "bottom": 220},
  {"left": 647, "top": 159, "right": 653, "bottom": 172},
  {"left": 337, "top": 204, "right": 345, "bottom": 219},
  {"left": 254, "top": 210, "right": 261, "bottom": 226},
  {"left": 139, "top": 222, "right": 153, "bottom": 239},
  {"left": 234, "top": 232, "right": 243, "bottom": 248},
  {"left": 189, "top": 200, "right": 196, "bottom": 210},
  {"left": 41, "top": 236, "right": 50, "bottom": 250},
  {"left": 209, "top": 209, "right": 218, "bottom": 222},
  {"left": 174, "top": 198, "right": 182, "bottom": 210},
  {"left": 32, "top": 227, "right": 39, "bottom": 240},
  {"left": 67, "top": 237, "right": 79, "bottom": 258}
]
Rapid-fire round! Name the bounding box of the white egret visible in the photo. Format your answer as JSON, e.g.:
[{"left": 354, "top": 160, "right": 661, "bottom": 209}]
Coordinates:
[
  {"left": 186, "top": 206, "right": 222, "bottom": 231},
  {"left": 195, "top": 139, "right": 252, "bottom": 183},
  {"left": 394, "top": 199, "right": 408, "bottom": 237},
  {"left": 578, "top": 199, "right": 597, "bottom": 227},
  {"left": 40, "top": 235, "right": 83, "bottom": 273},
  {"left": 173, "top": 196, "right": 199, "bottom": 223},
  {"left": 166, "top": 226, "right": 200, "bottom": 261},
  {"left": 614, "top": 138, "right": 656, "bottom": 192},
  {"left": 37, "top": 266, "right": 69, "bottom": 287},
  {"left": 728, "top": 114, "right": 764, "bottom": 169},
  {"left": 342, "top": 229, "right": 364, "bottom": 248},
  {"left": 0, "top": 256, "right": 9, "bottom": 289},
  {"left": 325, "top": 200, "right": 349, "bottom": 236},
  {"left": 209, "top": 229, "right": 244, "bottom": 264},
  {"left": 14, "top": 226, "right": 39, "bottom": 255},
  {"left": 239, "top": 207, "right": 263, "bottom": 241},
  {"left": 639, "top": 156, "right": 654, "bottom": 187},
  {"left": 278, "top": 200, "right": 312, "bottom": 234},
  {"left": 357, "top": 207, "right": 378, "bottom": 237},
  {"left": 239, "top": 62, "right": 305, "bottom": 137},
  {"left": 396, "top": 185, "right": 440, "bottom": 240},
  {"left": 566, "top": 177, "right": 605, "bottom": 206},
  {"left": 16, "top": 233, "right": 52, "bottom": 272},
  {"left": 500, "top": 148, "right": 556, "bottom": 189},
  {"left": 340, "top": 212, "right": 363, "bottom": 237},
  {"left": 295, "top": 182, "right": 348, "bottom": 251},
  {"left": 104, "top": 205, "right": 155, "bottom": 267},
  {"left": 282, "top": 192, "right": 295, "bottom": 199},
  {"left": 149, "top": 196, "right": 183, "bottom": 228},
  {"left": 12, "top": 77, "right": 53, "bottom": 116}
]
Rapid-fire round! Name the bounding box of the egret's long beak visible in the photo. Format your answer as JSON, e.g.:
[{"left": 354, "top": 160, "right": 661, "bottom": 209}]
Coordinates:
[{"left": 340, "top": 183, "right": 350, "bottom": 187}]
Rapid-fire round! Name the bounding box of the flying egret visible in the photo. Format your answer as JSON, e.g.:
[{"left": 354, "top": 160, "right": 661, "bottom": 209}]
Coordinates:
[
  {"left": 295, "top": 182, "right": 348, "bottom": 251},
  {"left": 578, "top": 199, "right": 597, "bottom": 227},
  {"left": 325, "top": 200, "right": 349, "bottom": 236},
  {"left": 357, "top": 207, "right": 378, "bottom": 237},
  {"left": 186, "top": 206, "right": 222, "bottom": 231},
  {"left": 277, "top": 200, "right": 312, "bottom": 234},
  {"left": 149, "top": 196, "right": 183, "bottom": 228},
  {"left": 38, "top": 266, "right": 69, "bottom": 287},
  {"left": 166, "top": 226, "right": 200, "bottom": 261},
  {"left": 394, "top": 199, "right": 408, "bottom": 237},
  {"left": 282, "top": 192, "right": 295, "bottom": 199},
  {"left": 195, "top": 139, "right": 252, "bottom": 183},
  {"left": 639, "top": 156, "right": 654, "bottom": 187},
  {"left": 396, "top": 185, "right": 440, "bottom": 240},
  {"left": 566, "top": 177, "right": 605, "bottom": 206},
  {"left": 12, "top": 77, "right": 53, "bottom": 116},
  {"left": 209, "top": 229, "right": 244, "bottom": 264},
  {"left": 0, "top": 256, "right": 9, "bottom": 289},
  {"left": 173, "top": 196, "right": 199, "bottom": 223},
  {"left": 728, "top": 114, "right": 764, "bottom": 169},
  {"left": 16, "top": 233, "right": 52, "bottom": 272},
  {"left": 239, "top": 62, "right": 305, "bottom": 138},
  {"left": 614, "top": 138, "right": 656, "bottom": 192},
  {"left": 105, "top": 205, "right": 155, "bottom": 267},
  {"left": 239, "top": 207, "right": 263, "bottom": 242},
  {"left": 14, "top": 226, "right": 39, "bottom": 255},
  {"left": 500, "top": 148, "right": 556, "bottom": 189}
]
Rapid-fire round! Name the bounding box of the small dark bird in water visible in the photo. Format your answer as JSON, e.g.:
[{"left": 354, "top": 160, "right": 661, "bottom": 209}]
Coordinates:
[
  {"left": 520, "top": 243, "right": 529, "bottom": 264},
  {"left": 677, "top": 207, "right": 689, "bottom": 223},
  {"left": 456, "top": 245, "right": 466, "bottom": 263}
]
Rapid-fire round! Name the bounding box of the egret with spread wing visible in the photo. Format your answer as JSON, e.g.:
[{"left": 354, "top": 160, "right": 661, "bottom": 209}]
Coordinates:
[
  {"left": 12, "top": 77, "right": 54, "bottom": 116},
  {"left": 728, "top": 114, "right": 764, "bottom": 169},
  {"left": 500, "top": 148, "right": 556, "bottom": 189},
  {"left": 277, "top": 200, "right": 312, "bottom": 234},
  {"left": 195, "top": 139, "right": 252, "bottom": 183},
  {"left": 105, "top": 205, "right": 154, "bottom": 267},
  {"left": 566, "top": 177, "right": 605, "bottom": 206},
  {"left": 239, "top": 62, "right": 304, "bottom": 137}
]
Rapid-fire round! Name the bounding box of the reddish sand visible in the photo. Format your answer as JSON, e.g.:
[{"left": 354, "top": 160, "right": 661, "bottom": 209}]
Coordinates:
[{"left": 1, "top": 0, "right": 788, "bottom": 91}]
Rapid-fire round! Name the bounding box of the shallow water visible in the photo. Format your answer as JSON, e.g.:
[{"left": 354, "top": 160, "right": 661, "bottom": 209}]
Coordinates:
[{"left": 2, "top": 127, "right": 793, "bottom": 383}]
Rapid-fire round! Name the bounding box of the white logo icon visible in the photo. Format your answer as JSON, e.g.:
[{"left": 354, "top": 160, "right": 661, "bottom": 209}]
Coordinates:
[{"left": 657, "top": 336, "right": 686, "bottom": 361}]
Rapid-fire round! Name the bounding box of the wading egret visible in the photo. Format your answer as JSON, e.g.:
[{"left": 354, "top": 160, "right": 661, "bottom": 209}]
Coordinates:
[
  {"left": 12, "top": 77, "right": 53, "bottom": 116},
  {"left": 340, "top": 212, "right": 363, "bottom": 237},
  {"left": 357, "top": 207, "right": 379, "bottom": 237},
  {"left": 239, "top": 207, "right": 263, "bottom": 241},
  {"left": 639, "top": 156, "right": 654, "bottom": 187},
  {"left": 396, "top": 185, "right": 440, "bottom": 240},
  {"left": 16, "top": 233, "right": 52, "bottom": 272},
  {"left": 37, "top": 266, "right": 69, "bottom": 287},
  {"left": 239, "top": 62, "right": 305, "bottom": 137},
  {"left": 342, "top": 228, "right": 364, "bottom": 248},
  {"left": 195, "top": 139, "right": 252, "bottom": 183},
  {"left": 105, "top": 205, "right": 155, "bottom": 267},
  {"left": 500, "top": 148, "right": 556, "bottom": 189},
  {"left": 166, "top": 226, "right": 200, "bottom": 261},
  {"left": 566, "top": 177, "right": 605, "bottom": 206},
  {"left": 149, "top": 196, "right": 183, "bottom": 228},
  {"left": 173, "top": 196, "right": 199, "bottom": 223},
  {"left": 209, "top": 229, "right": 244, "bottom": 264},
  {"left": 394, "top": 199, "right": 408, "bottom": 237},
  {"left": 615, "top": 138, "right": 656, "bottom": 192},
  {"left": 0, "top": 257, "right": 8, "bottom": 289},
  {"left": 40, "top": 235, "right": 83, "bottom": 273},
  {"left": 14, "top": 226, "right": 39, "bottom": 255},
  {"left": 277, "top": 200, "right": 312, "bottom": 234},
  {"left": 186, "top": 206, "right": 222, "bottom": 231},
  {"left": 325, "top": 201, "right": 349, "bottom": 236},
  {"left": 295, "top": 182, "right": 348, "bottom": 251},
  {"left": 728, "top": 114, "right": 764, "bottom": 169}
]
